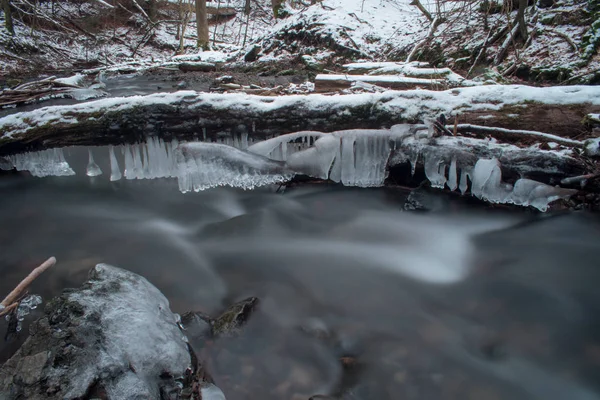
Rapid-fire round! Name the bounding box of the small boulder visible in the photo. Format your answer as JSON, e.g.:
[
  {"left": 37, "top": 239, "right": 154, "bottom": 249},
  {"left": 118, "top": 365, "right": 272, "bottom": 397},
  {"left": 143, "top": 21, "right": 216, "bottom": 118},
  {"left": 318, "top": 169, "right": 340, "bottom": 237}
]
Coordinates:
[{"left": 244, "top": 45, "right": 261, "bottom": 62}]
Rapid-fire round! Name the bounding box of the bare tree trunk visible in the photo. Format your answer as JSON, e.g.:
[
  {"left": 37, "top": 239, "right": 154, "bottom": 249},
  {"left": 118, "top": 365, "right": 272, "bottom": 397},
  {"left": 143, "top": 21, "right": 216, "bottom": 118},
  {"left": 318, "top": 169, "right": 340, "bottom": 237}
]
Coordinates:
[
  {"left": 179, "top": 0, "right": 192, "bottom": 53},
  {"left": 3, "top": 0, "right": 15, "bottom": 36},
  {"left": 176, "top": 0, "right": 182, "bottom": 40},
  {"left": 196, "top": 0, "right": 209, "bottom": 49},
  {"left": 517, "top": 0, "right": 528, "bottom": 39},
  {"left": 271, "top": 0, "right": 284, "bottom": 18},
  {"left": 147, "top": 0, "right": 157, "bottom": 22},
  {"left": 410, "top": 0, "right": 433, "bottom": 22},
  {"left": 244, "top": 0, "right": 251, "bottom": 15}
]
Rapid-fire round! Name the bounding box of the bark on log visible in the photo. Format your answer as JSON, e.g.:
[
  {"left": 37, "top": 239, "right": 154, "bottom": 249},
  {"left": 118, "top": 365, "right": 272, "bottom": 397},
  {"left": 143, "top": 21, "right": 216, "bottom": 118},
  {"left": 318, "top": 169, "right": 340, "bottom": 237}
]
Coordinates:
[{"left": 0, "top": 87, "right": 599, "bottom": 156}]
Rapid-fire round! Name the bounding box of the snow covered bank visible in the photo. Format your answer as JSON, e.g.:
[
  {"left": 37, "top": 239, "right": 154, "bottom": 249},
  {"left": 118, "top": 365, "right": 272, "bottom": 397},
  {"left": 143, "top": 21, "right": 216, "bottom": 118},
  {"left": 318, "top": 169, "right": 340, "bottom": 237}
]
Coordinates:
[{"left": 1, "top": 85, "right": 599, "bottom": 155}]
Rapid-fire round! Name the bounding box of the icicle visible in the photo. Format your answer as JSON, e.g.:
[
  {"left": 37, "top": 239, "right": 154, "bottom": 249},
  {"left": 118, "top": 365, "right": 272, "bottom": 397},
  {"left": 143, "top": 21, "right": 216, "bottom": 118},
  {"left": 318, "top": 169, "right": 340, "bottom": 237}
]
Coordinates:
[
  {"left": 241, "top": 133, "right": 248, "bottom": 150},
  {"left": 408, "top": 149, "right": 419, "bottom": 177},
  {"left": 252, "top": 121, "right": 256, "bottom": 133},
  {"left": 124, "top": 144, "right": 135, "bottom": 179},
  {"left": 424, "top": 153, "right": 446, "bottom": 189},
  {"left": 0, "top": 156, "right": 13, "bottom": 170},
  {"left": 203, "top": 127, "right": 207, "bottom": 141},
  {"left": 132, "top": 144, "right": 144, "bottom": 179},
  {"left": 459, "top": 170, "right": 470, "bottom": 195},
  {"left": 470, "top": 158, "right": 511, "bottom": 202},
  {"left": 142, "top": 143, "right": 151, "bottom": 178},
  {"left": 447, "top": 158, "right": 457, "bottom": 191},
  {"left": 86, "top": 149, "right": 102, "bottom": 177},
  {"left": 109, "top": 146, "right": 122, "bottom": 181},
  {"left": 9, "top": 148, "right": 75, "bottom": 177}
]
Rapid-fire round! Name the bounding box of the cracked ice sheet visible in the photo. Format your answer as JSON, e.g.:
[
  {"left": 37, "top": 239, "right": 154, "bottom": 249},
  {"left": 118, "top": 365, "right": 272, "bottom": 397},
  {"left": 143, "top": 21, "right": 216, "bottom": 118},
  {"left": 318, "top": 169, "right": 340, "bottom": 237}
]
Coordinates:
[{"left": 3, "top": 85, "right": 600, "bottom": 138}]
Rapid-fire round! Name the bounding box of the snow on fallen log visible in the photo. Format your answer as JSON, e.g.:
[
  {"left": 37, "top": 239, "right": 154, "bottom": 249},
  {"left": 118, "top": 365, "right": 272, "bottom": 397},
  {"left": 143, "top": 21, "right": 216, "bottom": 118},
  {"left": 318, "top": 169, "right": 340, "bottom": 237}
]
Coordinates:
[
  {"left": 342, "top": 62, "right": 479, "bottom": 86},
  {"left": 343, "top": 61, "right": 431, "bottom": 74},
  {"left": 314, "top": 74, "right": 445, "bottom": 92},
  {"left": 1, "top": 85, "right": 600, "bottom": 155}
]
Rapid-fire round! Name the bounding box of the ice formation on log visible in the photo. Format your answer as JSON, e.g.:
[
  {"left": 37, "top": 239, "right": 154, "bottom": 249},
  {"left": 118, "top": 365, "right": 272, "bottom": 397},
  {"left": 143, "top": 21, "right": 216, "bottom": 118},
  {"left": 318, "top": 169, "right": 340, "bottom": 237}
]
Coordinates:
[
  {"left": 247, "top": 131, "right": 325, "bottom": 161},
  {"left": 421, "top": 155, "right": 577, "bottom": 211},
  {"left": 119, "top": 138, "right": 180, "bottom": 181},
  {"left": 8, "top": 148, "right": 75, "bottom": 177},
  {"left": 175, "top": 142, "right": 294, "bottom": 192},
  {"left": 287, "top": 129, "right": 413, "bottom": 187},
  {"left": 0, "top": 125, "right": 578, "bottom": 210}
]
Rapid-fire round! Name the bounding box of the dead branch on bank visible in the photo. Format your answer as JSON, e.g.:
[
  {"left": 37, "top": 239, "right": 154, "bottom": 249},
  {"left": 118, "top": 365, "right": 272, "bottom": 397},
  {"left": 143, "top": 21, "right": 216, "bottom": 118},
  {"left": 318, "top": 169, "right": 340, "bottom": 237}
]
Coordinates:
[
  {"left": 448, "top": 123, "right": 584, "bottom": 148},
  {"left": 0, "top": 78, "right": 83, "bottom": 108}
]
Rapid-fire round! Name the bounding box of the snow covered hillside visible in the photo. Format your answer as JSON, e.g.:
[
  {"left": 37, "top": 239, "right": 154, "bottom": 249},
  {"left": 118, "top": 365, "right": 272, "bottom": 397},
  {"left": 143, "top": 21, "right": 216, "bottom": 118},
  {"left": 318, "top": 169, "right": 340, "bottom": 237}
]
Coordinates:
[{"left": 0, "top": 0, "right": 598, "bottom": 83}]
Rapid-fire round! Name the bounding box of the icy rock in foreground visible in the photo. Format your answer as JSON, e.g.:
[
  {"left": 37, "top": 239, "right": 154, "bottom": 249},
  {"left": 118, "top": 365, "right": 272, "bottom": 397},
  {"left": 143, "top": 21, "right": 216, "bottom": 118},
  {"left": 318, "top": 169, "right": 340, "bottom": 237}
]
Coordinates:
[
  {"left": 175, "top": 142, "right": 294, "bottom": 192},
  {"left": 7, "top": 148, "right": 75, "bottom": 177},
  {"left": 0, "top": 264, "right": 192, "bottom": 400}
]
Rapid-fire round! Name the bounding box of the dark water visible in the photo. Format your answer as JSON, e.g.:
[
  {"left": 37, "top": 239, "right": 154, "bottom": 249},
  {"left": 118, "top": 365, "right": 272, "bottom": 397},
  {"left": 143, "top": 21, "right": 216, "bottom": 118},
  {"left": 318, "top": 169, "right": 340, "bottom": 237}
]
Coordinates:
[{"left": 1, "top": 170, "right": 600, "bottom": 400}]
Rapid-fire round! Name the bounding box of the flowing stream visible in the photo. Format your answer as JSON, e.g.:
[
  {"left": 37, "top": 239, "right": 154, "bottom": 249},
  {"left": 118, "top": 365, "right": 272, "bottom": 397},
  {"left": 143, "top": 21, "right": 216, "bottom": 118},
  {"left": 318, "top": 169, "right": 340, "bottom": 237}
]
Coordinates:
[{"left": 1, "top": 166, "right": 600, "bottom": 399}]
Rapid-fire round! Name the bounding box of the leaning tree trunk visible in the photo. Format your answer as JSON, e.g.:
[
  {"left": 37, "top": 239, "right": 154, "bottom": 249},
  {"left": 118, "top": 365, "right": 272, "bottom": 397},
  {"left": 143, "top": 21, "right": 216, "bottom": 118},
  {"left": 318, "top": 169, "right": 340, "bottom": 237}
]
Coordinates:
[
  {"left": 271, "top": 0, "right": 284, "bottom": 18},
  {"left": 517, "top": 0, "right": 528, "bottom": 40},
  {"left": 147, "top": 0, "right": 157, "bottom": 22},
  {"left": 195, "top": 0, "right": 209, "bottom": 50},
  {"left": 2, "top": 0, "right": 14, "bottom": 36}
]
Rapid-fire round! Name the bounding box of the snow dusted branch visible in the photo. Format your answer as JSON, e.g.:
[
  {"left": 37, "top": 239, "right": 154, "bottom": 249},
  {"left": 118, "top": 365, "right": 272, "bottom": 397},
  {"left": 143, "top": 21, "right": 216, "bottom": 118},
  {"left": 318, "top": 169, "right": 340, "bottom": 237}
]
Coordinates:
[
  {"left": 406, "top": 17, "right": 441, "bottom": 63},
  {"left": 132, "top": 0, "right": 152, "bottom": 22},
  {"left": 450, "top": 124, "right": 584, "bottom": 148},
  {"left": 494, "top": 23, "right": 520, "bottom": 65},
  {"left": 409, "top": 0, "right": 433, "bottom": 22},
  {"left": 92, "top": 0, "right": 115, "bottom": 8}
]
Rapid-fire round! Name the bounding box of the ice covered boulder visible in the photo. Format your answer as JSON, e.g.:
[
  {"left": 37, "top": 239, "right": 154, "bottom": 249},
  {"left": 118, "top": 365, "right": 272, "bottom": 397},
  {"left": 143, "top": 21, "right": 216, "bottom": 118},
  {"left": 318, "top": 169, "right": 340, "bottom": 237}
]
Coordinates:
[{"left": 0, "top": 264, "right": 192, "bottom": 400}]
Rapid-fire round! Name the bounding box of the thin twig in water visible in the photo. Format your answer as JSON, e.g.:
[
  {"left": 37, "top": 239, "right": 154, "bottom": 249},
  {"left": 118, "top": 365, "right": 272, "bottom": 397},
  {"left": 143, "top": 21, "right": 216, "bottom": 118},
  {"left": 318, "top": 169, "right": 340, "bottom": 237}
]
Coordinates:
[{"left": 0, "top": 257, "right": 56, "bottom": 317}]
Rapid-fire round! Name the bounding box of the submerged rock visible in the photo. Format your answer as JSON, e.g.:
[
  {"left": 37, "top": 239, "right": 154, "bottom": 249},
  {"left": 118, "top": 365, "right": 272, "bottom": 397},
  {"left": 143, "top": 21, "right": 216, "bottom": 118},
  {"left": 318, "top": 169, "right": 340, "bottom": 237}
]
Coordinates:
[
  {"left": 182, "top": 297, "right": 259, "bottom": 343},
  {"left": 0, "top": 264, "right": 192, "bottom": 400}
]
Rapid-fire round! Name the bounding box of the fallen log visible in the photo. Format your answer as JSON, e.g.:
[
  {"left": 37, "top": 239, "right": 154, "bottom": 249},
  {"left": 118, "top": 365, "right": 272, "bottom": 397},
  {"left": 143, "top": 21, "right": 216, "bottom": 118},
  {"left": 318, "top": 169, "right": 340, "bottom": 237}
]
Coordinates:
[
  {"left": 178, "top": 62, "right": 217, "bottom": 72},
  {"left": 1, "top": 85, "right": 600, "bottom": 156},
  {"left": 207, "top": 6, "right": 236, "bottom": 16}
]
